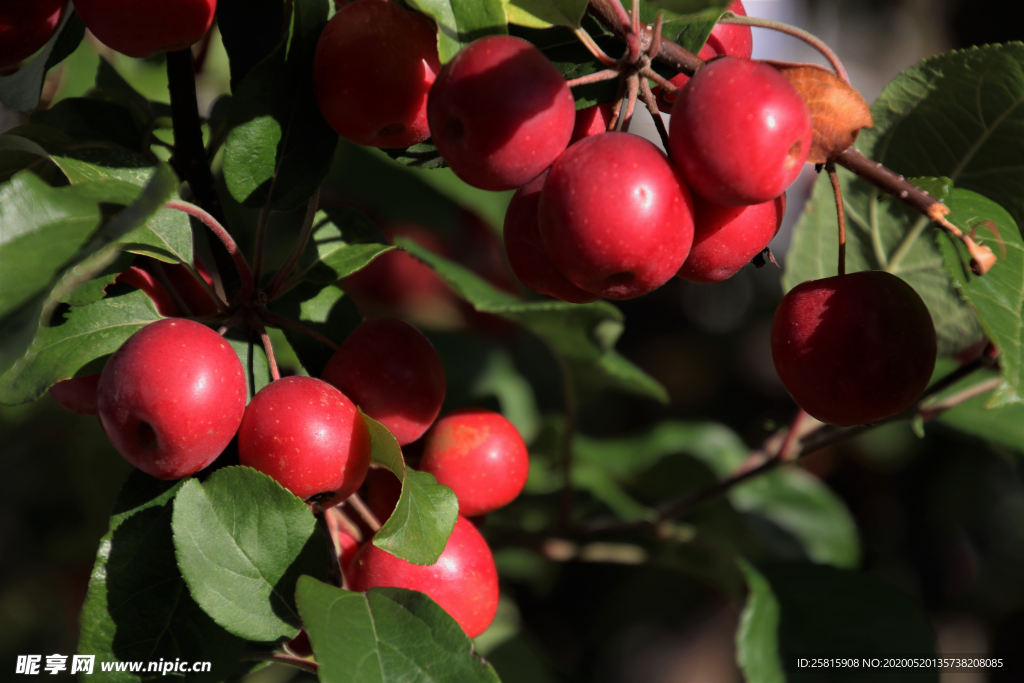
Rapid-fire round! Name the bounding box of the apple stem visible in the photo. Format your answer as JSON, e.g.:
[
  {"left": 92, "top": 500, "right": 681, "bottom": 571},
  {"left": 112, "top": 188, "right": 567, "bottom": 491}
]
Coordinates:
[
  {"left": 574, "top": 27, "right": 618, "bottom": 67},
  {"left": 262, "top": 310, "right": 340, "bottom": 351},
  {"left": 166, "top": 48, "right": 240, "bottom": 298},
  {"left": 217, "top": 309, "right": 245, "bottom": 336},
  {"left": 825, "top": 162, "right": 847, "bottom": 276},
  {"left": 266, "top": 189, "right": 321, "bottom": 301},
  {"left": 240, "top": 653, "right": 317, "bottom": 674},
  {"left": 165, "top": 201, "right": 254, "bottom": 298},
  {"left": 252, "top": 317, "right": 281, "bottom": 381},
  {"left": 637, "top": 76, "right": 671, "bottom": 153},
  {"left": 565, "top": 68, "right": 621, "bottom": 89},
  {"left": 348, "top": 493, "right": 383, "bottom": 532},
  {"left": 314, "top": 508, "right": 344, "bottom": 588},
  {"left": 615, "top": 72, "right": 639, "bottom": 131},
  {"left": 717, "top": 12, "right": 850, "bottom": 85},
  {"left": 647, "top": 11, "right": 664, "bottom": 59}
]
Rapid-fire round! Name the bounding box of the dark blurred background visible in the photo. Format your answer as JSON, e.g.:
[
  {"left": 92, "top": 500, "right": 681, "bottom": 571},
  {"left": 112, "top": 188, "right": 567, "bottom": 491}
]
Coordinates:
[{"left": 2, "top": 1, "right": 1023, "bottom": 681}]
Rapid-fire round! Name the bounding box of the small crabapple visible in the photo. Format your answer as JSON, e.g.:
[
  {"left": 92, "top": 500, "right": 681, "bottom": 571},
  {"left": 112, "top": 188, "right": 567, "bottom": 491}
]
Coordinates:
[
  {"left": 347, "top": 515, "right": 499, "bottom": 637},
  {"left": 677, "top": 193, "right": 786, "bottom": 284},
  {"left": 238, "top": 376, "right": 372, "bottom": 505},
  {"left": 539, "top": 132, "right": 695, "bottom": 300},
  {"left": 427, "top": 35, "right": 576, "bottom": 191},
  {"left": 503, "top": 171, "right": 598, "bottom": 304},
  {"left": 419, "top": 408, "right": 529, "bottom": 517},
  {"left": 73, "top": 0, "right": 217, "bottom": 59},
  {"left": 0, "top": 0, "right": 68, "bottom": 69},
  {"left": 669, "top": 57, "right": 812, "bottom": 206},
  {"left": 97, "top": 319, "right": 247, "bottom": 479},
  {"left": 770, "top": 270, "right": 937, "bottom": 427},
  {"left": 313, "top": 0, "right": 441, "bottom": 148},
  {"left": 321, "top": 318, "right": 446, "bottom": 446}
]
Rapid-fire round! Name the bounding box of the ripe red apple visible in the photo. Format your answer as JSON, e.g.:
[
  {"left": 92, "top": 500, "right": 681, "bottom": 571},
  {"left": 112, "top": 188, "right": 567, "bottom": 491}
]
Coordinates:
[
  {"left": 504, "top": 171, "right": 599, "bottom": 304},
  {"left": 73, "top": 0, "right": 216, "bottom": 59},
  {"left": 419, "top": 408, "right": 529, "bottom": 517},
  {"left": 677, "top": 193, "right": 786, "bottom": 283},
  {"left": 115, "top": 265, "right": 183, "bottom": 317},
  {"left": 570, "top": 103, "right": 614, "bottom": 144},
  {"left": 97, "top": 319, "right": 247, "bottom": 479},
  {"left": 347, "top": 515, "right": 499, "bottom": 638},
  {"left": 49, "top": 373, "right": 102, "bottom": 416},
  {"left": 313, "top": 0, "right": 441, "bottom": 148},
  {"left": 538, "top": 132, "right": 695, "bottom": 299},
  {"left": 321, "top": 318, "right": 446, "bottom": 446},
  {"left": 341, "top": 223, "right": 458, "bottom": 323},
  {"left": 669, "top": 57, "right": 812, "bottom": 206},
  {"left": 427, "top": 35, "right": 576, "bottom": 191},
  {"left": 0, "top": 0, "right": 68, "bottom": 69},
  {"left": 770, "top": 270, "right": 937, "bottom": 426},
  {"left": 238, "top": 376, "right": 372, "bottom": 505},
  {"left": 137, "top": 255, "right": 220, "bottom": 317},
  {"left": 653, "top": 0, "right": 752, "bottom": 112}
]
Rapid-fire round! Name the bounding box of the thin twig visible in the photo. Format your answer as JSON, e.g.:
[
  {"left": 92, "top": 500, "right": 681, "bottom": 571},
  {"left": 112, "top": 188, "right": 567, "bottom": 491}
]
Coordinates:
[
  {"left": 574, "top": 26, "right": 618, "bottom": 67},
  {"left": 165, "top": 201, "right": 253, "bottom": 296},
  {"left": 262, "top": 310, "right": 340, "bottom": 350},
  {"left": 348, "top": 493, "right": 382, "bottom": 532},
  {"left": 920, "top": 377, "right": 1001, "bottom": 420},
  {"left": 240, "top": 653, "right": 317, "bottom": 674},
  {"left": 638, "top": 78, "right": 671, "bottom": 152},
  {"left": 253, "top": 317, "right": 281, "bottom": 381},
  {"left": 647, "top": 11, "right": 663, "bottom": 58},
  {"left": 315, "top": 508, "right": 343, "bottom": 588},
  {"left": 566, "top": 68, "right": 622, "bottom": 89},
  {"left": 826, "top": 161, "right": 847, "bottom": 276},
  {"left": 266, "top": 189, "right": 321, "bottom": 300},
  {"left": 217, "top": 309, "right": 245, "bottom": 336},
  {"left": 641, "top": 66, "right": 677, "bottom": 92},
  {"left": 615, "top": 72, "right": 640, "bottom": 131},
  {"left": 717, "top": 12, "right": 848, "bottom": 83}
]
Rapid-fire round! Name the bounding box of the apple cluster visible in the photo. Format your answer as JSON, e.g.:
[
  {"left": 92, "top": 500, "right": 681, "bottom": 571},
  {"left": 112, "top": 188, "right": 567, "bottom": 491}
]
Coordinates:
[
  {"left": 49, "top": 257, "right": 527, "bottom": 637},
  {"left": 312, "top": 0, "right": 940, "bottom": 427}
]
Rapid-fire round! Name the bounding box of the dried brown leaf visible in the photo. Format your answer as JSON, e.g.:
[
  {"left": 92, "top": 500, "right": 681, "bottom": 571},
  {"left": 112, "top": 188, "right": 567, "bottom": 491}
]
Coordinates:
[{"left": 766, "top": 61, "right": 874, "bottom": 164}]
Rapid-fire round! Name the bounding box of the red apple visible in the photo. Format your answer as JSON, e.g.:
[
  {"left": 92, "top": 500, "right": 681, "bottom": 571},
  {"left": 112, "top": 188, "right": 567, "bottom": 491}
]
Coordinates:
[{"left": 73, "top": 0, "right": 217, "bottom": 58}]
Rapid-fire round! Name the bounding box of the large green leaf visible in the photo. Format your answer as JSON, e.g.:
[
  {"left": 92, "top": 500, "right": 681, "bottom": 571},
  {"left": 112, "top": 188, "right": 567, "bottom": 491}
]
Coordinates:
[
  {"left": 0, "top": 171, "right": 102, "bottom": 321},
  {"left": 78, "top": 472, "right": 244, "bottom": 682},
  {"left": 859, "top": 43, "right": 1024, "bottom": 237},
  {"left": 295, "top": 579, "right": 501, "bottom": 683},
  {"left": 408, "top": 0, "right": 509, "bottom": 63},
  {"left": 0, "top": 288, "right": 162, "bottom": 407},
  {"left": 222, "top": 0, "right": 337, "bottom": 211},
  {"left": 397, "top": 237, "right": 668, "bottom": 402},
  {"left": 785, "top": 169, "right": 983, "bottom": 356},
  {"left": 172, "top": 467, "right": 328, "bottom": 642},
  {"left": 937, "top": 371, "right": 1024, "bottom": 452},
  {"left": 292, "top": 207, "right": 392, "bottom": 283},
  {"left": 268, "top": 281, "right": 363, "bottom": 377},
  {"left": 737, "top": 563, "right": 937, "bottom": 683},
  {"left": 502, "top": 0, "right": 588, "bottom": 29},
  {"left": 363, "top": 414, "right": 460, "bottom": 565},
  {"left": 934, "top": 188, "right": 1024, "bottom": 404}
]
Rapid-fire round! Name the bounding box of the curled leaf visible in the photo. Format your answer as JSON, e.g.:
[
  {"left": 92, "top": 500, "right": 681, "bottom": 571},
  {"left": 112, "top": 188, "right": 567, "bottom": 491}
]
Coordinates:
[{"left": 767, "top": 61, "right": 873, "bottom": 164}]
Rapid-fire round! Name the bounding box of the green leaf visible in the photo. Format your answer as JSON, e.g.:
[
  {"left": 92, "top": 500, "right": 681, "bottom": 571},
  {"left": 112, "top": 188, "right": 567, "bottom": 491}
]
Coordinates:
[
  {"left": 0, "top": 9, "right": 83, "bottom": 112},
  {"left": 408, "top": 0, "right": 509, "bottom": 62},
  {"left": 0, "top": 289, "right": 162, "bottom": 406},
  {"left": 645, "top": 0, "right": 730, "bottom": 14},
  {"left": 268, "top": 281, "right": 363, "bottom": 377},
  {"left": 296, "top": 207, "right": 393, "bottom": 283},
  {"left": 59, "top": 251, "right": 134, "bottom": 307},
  {"left": 172, "top": 466, "right": 328, "bottom": 642},
  {"left": 225, "top": 329, "right": 273, "bottom": 403},
  {"left": 396, "top": 237, "right": 668, "bottom": 402},
  {"left": 363, "top": 414, "right": 460, "bottom": 565},
  {"left": 736, "top": 560, "right": 785, "bottom": 683},
  {"left": 49, "top": 155, "right": 194, "bottom": 265},
  {"left": 937, "top": 371, "right": 1024, "bottom": 452},
  {"left": 0, "top": 133, "right": 51, "bottom": 183},
  {"left": 744, "top": 563, "right": 938, "bottom": 682},
  {"left": 934, "top": 188, "right": 1024, "bottom": 404},
  {"left": 502, "top": 0, "right": 588, "bottom": 29},
  {"left": 0, "top": 171, "right": 102, "bottom": 322},
  {"left": 222, "top": 0, "right": 338, "bottom": 211},
  {"left": 295, "top": 579, "right": 502, "bottom": 683},
  {"left": 784, "top": 167, "right": 984, "bottom": 356},
  {"left": 383, "top": 140, "right": 448, "bottom": 169},
  {"left": 79, "top": 472, "right": 244, "bottom": 681},
  {"left": 31, "top": 97, "right": 143, "bottom": 150},
  {"left": 859, "top": 43, "right": 1024, "bottom": 239}
]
